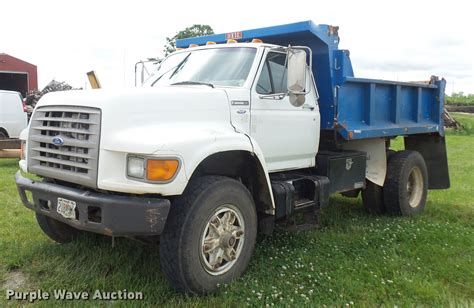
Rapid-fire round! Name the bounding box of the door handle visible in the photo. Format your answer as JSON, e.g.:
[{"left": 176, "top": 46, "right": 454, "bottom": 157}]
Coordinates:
[
  {"left": 236, "top": 110, "right": 247, "bottom": 114},
  {"left": 302, "top": 104, "right": 314, "bottom": 111}
]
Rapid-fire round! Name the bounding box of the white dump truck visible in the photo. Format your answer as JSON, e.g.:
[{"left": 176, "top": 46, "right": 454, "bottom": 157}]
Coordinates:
[{"left": 15, "top": 21, "right": 449, "bottom": 294}]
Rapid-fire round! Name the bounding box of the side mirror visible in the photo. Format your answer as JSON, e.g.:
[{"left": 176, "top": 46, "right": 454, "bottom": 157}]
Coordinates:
[{"left": 287, "top": 48, "right": 307, "bottom": 107}]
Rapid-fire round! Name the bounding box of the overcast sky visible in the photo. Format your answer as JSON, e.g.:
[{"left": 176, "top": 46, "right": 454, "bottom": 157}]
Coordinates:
[{"left": 2, "top": 0, "right": 473, "bottom": 94}]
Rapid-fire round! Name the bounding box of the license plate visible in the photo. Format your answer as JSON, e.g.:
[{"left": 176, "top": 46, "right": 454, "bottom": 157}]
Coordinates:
[{"left": 57, "top": 197, "right": 77, "bottom": 220}]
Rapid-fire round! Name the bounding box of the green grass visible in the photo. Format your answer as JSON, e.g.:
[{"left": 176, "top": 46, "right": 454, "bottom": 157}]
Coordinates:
[
  {"left": 446, "top": 113, "right": 474, "bottom": 135},
  {"left": 1, "top": 114, "right": 473, "bottom": 306}
]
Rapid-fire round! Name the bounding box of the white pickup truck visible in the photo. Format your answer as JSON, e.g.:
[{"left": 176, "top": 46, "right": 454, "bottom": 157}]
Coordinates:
[{"left": 15, "top": 21, "right": 449, "bottom": 294}]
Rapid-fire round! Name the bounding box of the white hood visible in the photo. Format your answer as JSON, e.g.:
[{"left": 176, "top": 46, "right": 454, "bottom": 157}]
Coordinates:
[{"left": 36, "top": 86, "right": 233, "bottom": 153}]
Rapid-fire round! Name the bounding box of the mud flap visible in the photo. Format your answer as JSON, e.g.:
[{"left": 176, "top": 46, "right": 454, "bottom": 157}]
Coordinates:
[{"left": 404, "top": 134, "right": 450, "bottom": 189}]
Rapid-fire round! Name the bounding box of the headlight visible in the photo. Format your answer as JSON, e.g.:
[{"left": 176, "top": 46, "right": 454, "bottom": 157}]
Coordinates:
[
  {"left": 127, "top": 155, "right": 180, "bottom": 182},
  {"left": 127, "top": 156, "right": 145, "bottom": 178}
]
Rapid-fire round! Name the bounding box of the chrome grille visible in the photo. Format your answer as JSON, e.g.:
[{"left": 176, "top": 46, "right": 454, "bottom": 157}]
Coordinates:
[{"left": 27, "top": 106, "right": 101, "bottom": 187}]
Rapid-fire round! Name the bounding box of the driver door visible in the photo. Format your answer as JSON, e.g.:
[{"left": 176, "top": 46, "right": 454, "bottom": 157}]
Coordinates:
[{"left": 250, "top": 50, "right": 320, "bottom": 172}]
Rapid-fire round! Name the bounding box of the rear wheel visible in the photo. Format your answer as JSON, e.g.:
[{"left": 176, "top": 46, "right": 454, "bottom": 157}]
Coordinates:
[
  {"left": 159, "top": 176, "right": 257, "bottom": 295},
  {"left": 384, "top": 151, "right": 428, "bottom": 216},
  {"left": 361, "top": 150, "right": 395, "bottom": 214},
  {"left": 361, "top": 181, "right": 385, "bottom": 214},
  {"left": 36, "top": 213, "right": 80, "bottom": 243}
]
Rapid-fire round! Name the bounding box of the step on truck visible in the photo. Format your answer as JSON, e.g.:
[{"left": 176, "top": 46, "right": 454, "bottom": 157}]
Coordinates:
[{"left": 15, "top": 21, "right": 450, "bottom": 294}]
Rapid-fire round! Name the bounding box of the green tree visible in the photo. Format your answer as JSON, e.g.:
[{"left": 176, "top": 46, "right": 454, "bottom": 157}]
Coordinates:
[{"left": 163, "top": 24, "right": 214, "bottom": 56}]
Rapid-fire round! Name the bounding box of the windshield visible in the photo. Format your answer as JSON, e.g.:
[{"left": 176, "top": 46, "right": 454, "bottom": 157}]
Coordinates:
[{"left": 143, "top": 47, "right": 257, "bottom": 88}]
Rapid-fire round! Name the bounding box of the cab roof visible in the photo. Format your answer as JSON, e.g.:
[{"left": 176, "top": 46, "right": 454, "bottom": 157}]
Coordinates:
[{"left": 171, "top": 42, "right": 278, "bottom": 55}]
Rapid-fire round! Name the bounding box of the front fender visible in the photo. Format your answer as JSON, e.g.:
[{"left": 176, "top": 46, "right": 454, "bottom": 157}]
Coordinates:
[
  {"left": 97, "top": 123, "right": 275, "bottom": 211},
  {"left": 97, "top": 123, "right": 250, "bottom": 192},
  {"left": 101, "top": 122, "right": 254, "bottom": 177},
  {"left": 182, "top": 131, "right": 275, "bottom": 213},
  {"left": 245, "top": 134, "right": 275, "bottom": 213}
]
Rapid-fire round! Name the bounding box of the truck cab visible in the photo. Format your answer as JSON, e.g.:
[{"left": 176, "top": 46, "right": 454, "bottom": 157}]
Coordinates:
[
  {"left": 15, "top": 21, "right": 449, "bottom": 295},
  {"left": 143, "top": 43, "right": 320, "bottom": 171}
]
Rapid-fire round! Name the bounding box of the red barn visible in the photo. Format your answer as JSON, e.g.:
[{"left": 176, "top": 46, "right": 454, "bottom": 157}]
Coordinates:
[{"left": 0, "top": 53, "right": 38, "bottom": 97}]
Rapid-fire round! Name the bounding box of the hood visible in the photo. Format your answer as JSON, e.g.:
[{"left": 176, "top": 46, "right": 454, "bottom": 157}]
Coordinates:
[
  {"left": 37, "top": 86, "right": 230, "bottom": 113},
  {"left": 35, "top": 86, "right": 233, "bottom": 153}
]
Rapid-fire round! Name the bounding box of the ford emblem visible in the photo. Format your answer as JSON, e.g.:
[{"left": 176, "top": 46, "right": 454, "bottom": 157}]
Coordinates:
[{"left": 52, "top": 136, "right": 65, "bottom": 146}]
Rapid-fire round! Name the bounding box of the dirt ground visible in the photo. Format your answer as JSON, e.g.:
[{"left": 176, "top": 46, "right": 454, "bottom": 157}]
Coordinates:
[{"left": 2, "top": 269, "right": 28, "bottom": 290}]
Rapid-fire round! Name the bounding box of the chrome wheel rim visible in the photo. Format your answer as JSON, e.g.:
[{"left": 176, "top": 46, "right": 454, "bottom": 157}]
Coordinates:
[
  {"left": 200, "top": 204, "right": 245, "bottom": 276},
  {"left": 407, "top": 166, "right": 424, "bottom": 208}
]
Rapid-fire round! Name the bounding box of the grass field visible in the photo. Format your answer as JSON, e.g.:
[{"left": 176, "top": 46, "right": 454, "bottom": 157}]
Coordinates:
[{"left": 1, "top": 114, "right": 473, "bottom": 306}]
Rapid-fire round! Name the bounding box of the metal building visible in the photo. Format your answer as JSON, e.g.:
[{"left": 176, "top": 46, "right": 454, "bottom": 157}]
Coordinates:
[{"left": 0, "top": 53, "right": 38, "bottom": 97}]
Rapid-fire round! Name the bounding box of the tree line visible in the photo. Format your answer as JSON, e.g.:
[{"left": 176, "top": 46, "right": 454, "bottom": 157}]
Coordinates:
[{"left": 446, "top": 92, "right": 474, "bottom": 106}]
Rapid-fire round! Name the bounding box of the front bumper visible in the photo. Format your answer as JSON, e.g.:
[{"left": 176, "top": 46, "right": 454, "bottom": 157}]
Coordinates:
[{"left": 15, "top": 172, "right": 171, "bottom": 236}]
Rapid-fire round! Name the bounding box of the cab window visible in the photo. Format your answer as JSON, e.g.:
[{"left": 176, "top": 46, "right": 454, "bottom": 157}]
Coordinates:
[{"left": 256, "top": 52, "right": 287, "bottom": 94}]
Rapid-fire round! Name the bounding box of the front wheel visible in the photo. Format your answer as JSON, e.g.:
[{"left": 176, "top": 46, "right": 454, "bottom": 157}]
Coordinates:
[
  {"left": 0, "top": 130, "right": 8, "bottom": 139},
  {"left": 159, "top": 176, "right": 257, "bottom": 295},
  {"left": 36, "top": 213, "right": 80, "bottom": 243}
]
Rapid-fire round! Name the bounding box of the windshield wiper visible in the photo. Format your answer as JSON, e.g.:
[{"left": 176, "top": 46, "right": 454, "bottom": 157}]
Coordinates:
[
  {"left": 151, "top": 53, "right": 191, "bottom": 86},
  {"left": 170, "top": 81, "right": 214, "bottom": 88}
]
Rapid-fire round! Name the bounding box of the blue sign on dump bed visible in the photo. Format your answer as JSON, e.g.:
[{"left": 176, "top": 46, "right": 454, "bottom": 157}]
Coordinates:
[{"left": 177, "top": 21, "right": 446, "bottom": 140}]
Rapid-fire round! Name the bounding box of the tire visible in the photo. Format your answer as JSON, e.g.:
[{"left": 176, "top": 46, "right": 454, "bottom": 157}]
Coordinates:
[
  {"left": 361, "top": 181, "right": 385, "bottom": 214},
  {"left": 384, "top": 151, "right": 428, "bottom": 216},
  {"left": 361, "top": 150, "right": 395, "bottom": 214},
  {"left": 160, "top": 176, "right": 257, "bottom": 295},
  {"left": 387, "top": 149, "right": 395, "bottom": 161},
  {"left": 36, "top": 213, "right": 80, "bottom": 244},
  {"left": 0, "top": 130, "right": 8, "bottom": 139}
]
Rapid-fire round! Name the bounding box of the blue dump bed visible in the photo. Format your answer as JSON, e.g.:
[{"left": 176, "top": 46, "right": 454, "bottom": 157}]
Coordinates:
[{"left": 177, "top": 21, "right": 446, "bottom": 140}]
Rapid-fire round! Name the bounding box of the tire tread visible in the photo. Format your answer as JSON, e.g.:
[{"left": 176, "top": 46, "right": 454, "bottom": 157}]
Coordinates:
[
  {"left": 36, "top": 213, "right": 78, "bottom": 243},
  {"left": 361, "top": 181, "right": 385, "bottom": 214},
  {"left": 160, "top": 176, "right": 238, "bottom": 294},
  {"left": 384, "top": 150, "right": 427, "bottom": 215}
]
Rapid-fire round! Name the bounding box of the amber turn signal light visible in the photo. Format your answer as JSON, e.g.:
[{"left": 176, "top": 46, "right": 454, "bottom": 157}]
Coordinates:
[
  {"left": 20, "top": 141, "right": 26, "bottom": 160},
  {"left": 146, "top": 159, "right": 179, "bottom": 181}
]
